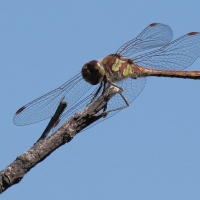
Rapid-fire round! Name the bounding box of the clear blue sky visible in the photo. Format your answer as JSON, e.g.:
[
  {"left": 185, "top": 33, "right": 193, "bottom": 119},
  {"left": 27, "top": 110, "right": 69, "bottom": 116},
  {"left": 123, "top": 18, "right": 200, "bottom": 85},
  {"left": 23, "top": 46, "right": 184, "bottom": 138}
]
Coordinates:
[{"left": 1, "top": 1, "right": 200, "bottom": 199}]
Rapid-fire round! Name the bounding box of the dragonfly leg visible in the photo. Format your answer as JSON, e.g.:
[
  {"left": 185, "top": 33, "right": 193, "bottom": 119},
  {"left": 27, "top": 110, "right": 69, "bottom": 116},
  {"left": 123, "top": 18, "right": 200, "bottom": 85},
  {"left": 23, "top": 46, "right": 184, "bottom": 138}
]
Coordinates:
[
  {"left": 104, "top": 74, "right": 124, "bottom": 91},
  {"left": 90, "top": 82, "right": 103, "bottom": 103},
  {"left": 102, "top": 86, "right": 129, "bottom": 114},
  {"left": 103, "top": 102, "right": 107, "bottom": 112},
  {"left": 87, "top": 81, "right": 106, "bottom": 107},
  {"left": 119, "top": 92, "right": 129, "bottom": 107},
  {"left": 99, "top": 75, "right": 130, "bottom": 113},
  {"left": 106, "top": 103, "right": 129, "bottom": 114},
  {"left": 89, "top": 74, "right": 130, "bottom": 115},
  {"left": 102, "top": 80, "right": 107, "bottom": 95}
]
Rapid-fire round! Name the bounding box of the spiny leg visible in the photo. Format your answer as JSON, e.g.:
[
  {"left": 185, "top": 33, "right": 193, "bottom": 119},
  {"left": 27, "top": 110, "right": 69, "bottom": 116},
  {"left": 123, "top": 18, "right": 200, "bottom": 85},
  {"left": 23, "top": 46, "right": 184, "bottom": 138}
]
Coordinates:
[
  {"left": 91, "top": 81, "right": 103, "bottom": 102},
  {"left": 119, "top": 92, "right": 129, "bottom": 107},
  {"left": 102, "top": 75, "right": 130, "bottom": 113}
]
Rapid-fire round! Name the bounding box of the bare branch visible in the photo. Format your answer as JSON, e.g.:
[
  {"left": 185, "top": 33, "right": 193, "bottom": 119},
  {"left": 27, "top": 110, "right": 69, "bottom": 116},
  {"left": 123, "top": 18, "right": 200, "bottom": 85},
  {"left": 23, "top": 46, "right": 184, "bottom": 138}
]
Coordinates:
[{"left": 0, "top": 86, "right": 120, "bottom": 194}]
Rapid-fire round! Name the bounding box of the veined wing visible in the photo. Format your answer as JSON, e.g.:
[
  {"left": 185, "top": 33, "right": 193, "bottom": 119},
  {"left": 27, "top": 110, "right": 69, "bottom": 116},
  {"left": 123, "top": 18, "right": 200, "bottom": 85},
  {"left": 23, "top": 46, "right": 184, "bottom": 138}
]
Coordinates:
[
  {"left": 116, "top": 23, "right": 173, "bottom": 57},
  {"left": 13, "top": 73, "right": 93, "bottom": 125},
  {"left": 55, "top": 93, "right": 95, "bottom": 130},
  {"left": 56, "top": 77, "right": 146, "bottom": 131},
  {"left": 133, "top": 32, "right": 200, "bottom": 70}
]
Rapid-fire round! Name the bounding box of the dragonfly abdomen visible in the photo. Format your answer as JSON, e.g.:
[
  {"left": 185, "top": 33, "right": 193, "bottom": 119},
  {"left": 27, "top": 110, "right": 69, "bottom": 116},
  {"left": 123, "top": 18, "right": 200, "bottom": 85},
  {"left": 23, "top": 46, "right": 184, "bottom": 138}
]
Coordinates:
[{"left": 138, "top": 67, "right": 200, "bottom": 79}]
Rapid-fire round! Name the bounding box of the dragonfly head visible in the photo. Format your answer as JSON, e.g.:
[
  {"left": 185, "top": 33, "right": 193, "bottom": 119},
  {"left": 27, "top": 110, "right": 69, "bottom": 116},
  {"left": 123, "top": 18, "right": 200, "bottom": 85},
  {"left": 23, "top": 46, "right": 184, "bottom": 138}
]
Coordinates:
[{"left": 82, "top": 60, "right": 105, "bottom": 85}]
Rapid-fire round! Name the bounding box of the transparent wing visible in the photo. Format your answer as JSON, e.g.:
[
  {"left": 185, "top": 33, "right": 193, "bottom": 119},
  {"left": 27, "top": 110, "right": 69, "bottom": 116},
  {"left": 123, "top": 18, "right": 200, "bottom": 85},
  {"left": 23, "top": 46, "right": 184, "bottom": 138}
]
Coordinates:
[
  {"left": 55, "top": 93, "right": 95, "bottom": 130},
  {"left": 116, "top": 23, "right": 173, "bottom": 57},
  {"left": 133, "top": 32, "right": 200, "bottom": 70},
  {"left": 13, "top": 73, "right": 93, "bottom": 125},
  {"left": 98, "top": 77, "right": 146, "bottom": 123},
  {"left": 56, "top": 77, "right": 146, "bottom": 131}
]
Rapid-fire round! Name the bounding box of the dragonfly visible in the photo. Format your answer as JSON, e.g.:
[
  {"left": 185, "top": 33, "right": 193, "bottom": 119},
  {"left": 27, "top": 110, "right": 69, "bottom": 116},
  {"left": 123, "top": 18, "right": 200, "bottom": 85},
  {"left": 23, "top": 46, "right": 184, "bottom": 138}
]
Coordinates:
[{"left": 14, "top": 23, "right": 200, "bottom": 131}]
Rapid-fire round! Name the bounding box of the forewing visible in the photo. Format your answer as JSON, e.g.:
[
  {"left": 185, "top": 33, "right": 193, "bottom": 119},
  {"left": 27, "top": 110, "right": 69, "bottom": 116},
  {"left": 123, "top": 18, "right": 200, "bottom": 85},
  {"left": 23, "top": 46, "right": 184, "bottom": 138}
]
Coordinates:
[
  {"left": 56, "top": 77, "right": 146, "bottom": 131},
  {"left": 116, "top": 23, "right": 173, "bottom": 57},
  {"left": 85, "top": 77, "right": 146, "bottom": 130},
  {"left": 133, "top": 32, "right": 200, "bottom": 70},
  {"left": 55, "top": 87, "right": 100, "bottom": 130},
  {"left": 13, "top": 73, "right": 92, "bottom": 125}
]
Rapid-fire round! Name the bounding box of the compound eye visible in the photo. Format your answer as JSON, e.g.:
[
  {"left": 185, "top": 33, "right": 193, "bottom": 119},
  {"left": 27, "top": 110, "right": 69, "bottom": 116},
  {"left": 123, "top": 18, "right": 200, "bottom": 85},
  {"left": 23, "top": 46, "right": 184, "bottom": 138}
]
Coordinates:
[{"left": 82, "top": 60, "right": 105, "bottom": 85}]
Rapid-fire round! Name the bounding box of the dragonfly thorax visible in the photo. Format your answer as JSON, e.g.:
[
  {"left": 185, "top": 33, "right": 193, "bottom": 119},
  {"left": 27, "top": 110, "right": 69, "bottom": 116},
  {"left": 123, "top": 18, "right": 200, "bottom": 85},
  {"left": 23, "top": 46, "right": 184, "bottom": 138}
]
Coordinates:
[{"left": 82, "top": 60, "right": 105, "bottom": 85}]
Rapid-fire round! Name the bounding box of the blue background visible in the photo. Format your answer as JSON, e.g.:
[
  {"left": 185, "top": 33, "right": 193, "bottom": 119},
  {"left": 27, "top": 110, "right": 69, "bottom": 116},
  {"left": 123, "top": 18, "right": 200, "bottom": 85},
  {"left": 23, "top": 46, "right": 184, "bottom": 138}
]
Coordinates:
[{"left": 1, "top": 1, "right": 200, "bottom": 199}]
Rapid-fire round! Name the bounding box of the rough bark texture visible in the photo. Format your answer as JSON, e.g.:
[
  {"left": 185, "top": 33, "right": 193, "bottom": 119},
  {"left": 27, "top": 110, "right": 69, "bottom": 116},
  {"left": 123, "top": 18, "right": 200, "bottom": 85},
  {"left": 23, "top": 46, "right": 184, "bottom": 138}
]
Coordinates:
[{"left": 0, "top": 86, "right": 120, "bottom": 194}]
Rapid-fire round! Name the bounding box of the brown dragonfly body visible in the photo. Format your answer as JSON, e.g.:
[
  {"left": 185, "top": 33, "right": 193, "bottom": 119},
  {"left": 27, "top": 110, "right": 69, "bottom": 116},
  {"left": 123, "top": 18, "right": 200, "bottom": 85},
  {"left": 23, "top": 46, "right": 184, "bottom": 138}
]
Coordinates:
[
  {"left": 101, "top": 54, "right": 200, "bottom": 81},
  {"left": 14, "top": 23, "right": 200, "bottom": 130}
]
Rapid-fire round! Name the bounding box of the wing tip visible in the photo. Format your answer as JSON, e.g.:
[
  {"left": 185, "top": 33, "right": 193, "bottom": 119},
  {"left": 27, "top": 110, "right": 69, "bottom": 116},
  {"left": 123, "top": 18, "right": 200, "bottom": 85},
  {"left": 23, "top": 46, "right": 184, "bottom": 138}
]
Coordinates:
[
  {"left": 149, "top": 23, "right": 158, "bottom": 27},
  {"left": 15, "top": 106, "right": 26, "bottom": 115},
  {"left": 188, "top": 32, "right": 198, "bottom": 36}
]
